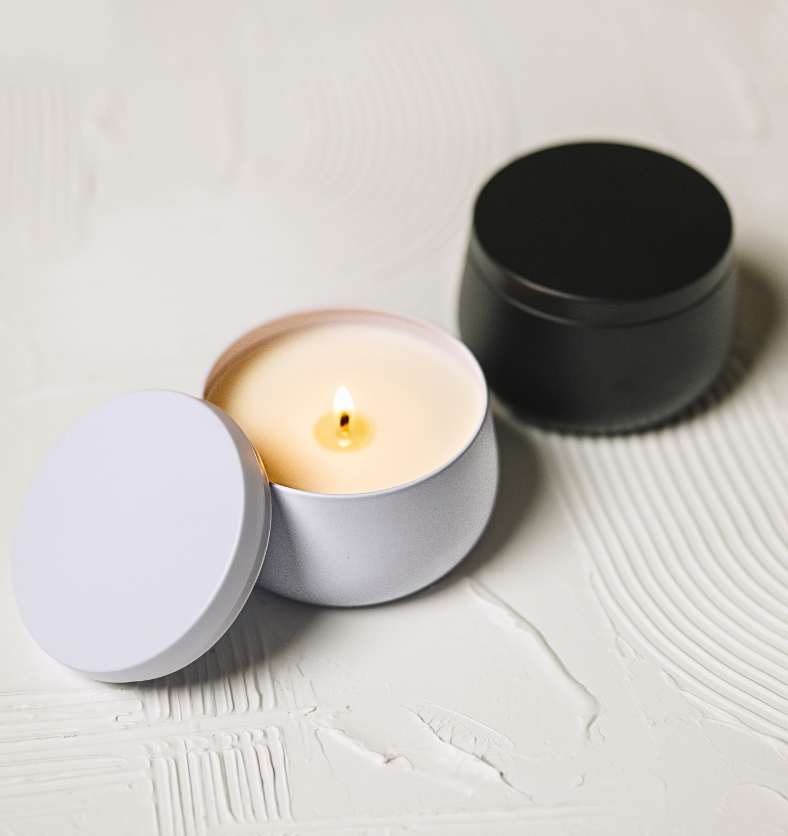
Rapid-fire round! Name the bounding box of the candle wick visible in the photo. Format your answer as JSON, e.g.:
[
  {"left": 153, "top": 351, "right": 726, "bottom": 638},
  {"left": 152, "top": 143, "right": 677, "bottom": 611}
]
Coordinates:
[{"left": 339, "top": 412, "right": 350, "bottom": 428}]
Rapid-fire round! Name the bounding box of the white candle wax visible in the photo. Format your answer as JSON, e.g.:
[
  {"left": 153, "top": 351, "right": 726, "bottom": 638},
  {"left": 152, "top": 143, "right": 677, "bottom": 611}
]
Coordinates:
[{"left": 205, "top": 311, "right": 486, "bottom": 495}]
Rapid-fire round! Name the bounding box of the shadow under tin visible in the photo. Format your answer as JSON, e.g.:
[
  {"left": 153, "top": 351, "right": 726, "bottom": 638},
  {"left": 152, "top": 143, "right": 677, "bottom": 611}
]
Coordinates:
[{"left": 459, "top": 141, "right": 737, "bottom": 433}]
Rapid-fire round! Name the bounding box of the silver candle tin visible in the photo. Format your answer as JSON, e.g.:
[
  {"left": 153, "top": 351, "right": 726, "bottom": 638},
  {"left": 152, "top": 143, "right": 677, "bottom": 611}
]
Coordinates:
[{"left": 205, "top": 308, "right": 499, "bottom": 607}]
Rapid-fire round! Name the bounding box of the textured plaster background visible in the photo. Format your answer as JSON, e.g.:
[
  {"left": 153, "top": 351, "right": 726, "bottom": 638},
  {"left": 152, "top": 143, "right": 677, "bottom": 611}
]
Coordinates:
[{"left": 2, "top": 1, "right": 788, "bottom": 833}]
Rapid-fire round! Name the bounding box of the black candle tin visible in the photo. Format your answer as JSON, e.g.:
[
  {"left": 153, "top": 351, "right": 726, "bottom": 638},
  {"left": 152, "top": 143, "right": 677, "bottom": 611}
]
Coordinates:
[{"left": 459, "top": 141, "right": 736, "bottom": 433}]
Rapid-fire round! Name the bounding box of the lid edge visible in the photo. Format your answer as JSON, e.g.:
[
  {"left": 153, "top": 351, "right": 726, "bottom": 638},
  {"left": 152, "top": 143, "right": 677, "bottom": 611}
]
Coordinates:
[{"left": 467, "top": 233, "right": 734, "bottom": 327}]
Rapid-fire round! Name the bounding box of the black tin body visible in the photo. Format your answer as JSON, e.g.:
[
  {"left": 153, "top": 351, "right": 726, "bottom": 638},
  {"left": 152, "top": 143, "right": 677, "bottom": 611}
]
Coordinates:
[{"left": 459, "top": 142, "right": 737, "bottom": 433}]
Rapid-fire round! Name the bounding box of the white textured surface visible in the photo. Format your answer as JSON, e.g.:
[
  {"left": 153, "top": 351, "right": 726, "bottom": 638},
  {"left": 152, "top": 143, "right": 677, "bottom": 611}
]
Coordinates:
[{"left": 2, "top": 1, "right": 788, "bottom": 833}]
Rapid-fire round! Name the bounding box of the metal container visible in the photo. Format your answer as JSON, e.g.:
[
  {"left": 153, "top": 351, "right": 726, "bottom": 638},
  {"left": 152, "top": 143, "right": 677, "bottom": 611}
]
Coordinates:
[
  {"left": 459, "top": 141, "right": 736, "bottom": 433},
  {"left": 206, "top": 308, "right": 499, "bottom": 607}
]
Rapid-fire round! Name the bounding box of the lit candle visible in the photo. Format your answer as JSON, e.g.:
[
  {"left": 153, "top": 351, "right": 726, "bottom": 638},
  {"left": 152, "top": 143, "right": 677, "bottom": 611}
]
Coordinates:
[
  {"left": 205, "top": 311, "right": 486, "bottom": 494},
  {"left": 12, "top": 309, "right": 499, "bottom": 683},
  {"left": 203, "top": 307, "right": 498, "bottom": 608}
]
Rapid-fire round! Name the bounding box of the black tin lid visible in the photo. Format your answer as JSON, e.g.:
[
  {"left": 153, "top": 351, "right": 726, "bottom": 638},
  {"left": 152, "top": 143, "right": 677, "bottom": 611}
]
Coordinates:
[{"left": 468, "top": 141, "right": 733, "bottom": 327}]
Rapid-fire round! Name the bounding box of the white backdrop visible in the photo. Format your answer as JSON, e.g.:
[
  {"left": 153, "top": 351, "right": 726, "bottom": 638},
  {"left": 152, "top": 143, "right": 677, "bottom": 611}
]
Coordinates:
[{"left": 2, "top": 2, "right": 788, "bottom": 833}]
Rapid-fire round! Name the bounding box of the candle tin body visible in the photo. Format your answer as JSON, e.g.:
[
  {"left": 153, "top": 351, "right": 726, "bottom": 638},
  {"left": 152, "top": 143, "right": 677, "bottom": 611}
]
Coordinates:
[
  {"left": 206, "top": 308, "right": 499, "bottom": 607},
  {"left": 261, "top": 403, "right": 497, "bottom": 606},
  {"left": 459, "top": 141, "right": 737, "bottom": 433}
]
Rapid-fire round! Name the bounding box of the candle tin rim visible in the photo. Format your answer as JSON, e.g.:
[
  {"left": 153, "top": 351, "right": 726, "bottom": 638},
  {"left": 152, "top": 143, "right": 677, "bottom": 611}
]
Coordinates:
[
  {"left": 204, "top": 305, "right": 491, "bottom": 499},
  {"left": 471, "top": 140, "right": 734, "bottom": 328}
]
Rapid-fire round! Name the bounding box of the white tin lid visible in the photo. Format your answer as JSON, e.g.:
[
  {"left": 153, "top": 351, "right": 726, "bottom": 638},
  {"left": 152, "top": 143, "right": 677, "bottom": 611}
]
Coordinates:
[{"left": 12, "top": 390, "right": 271, "bottom": 683}]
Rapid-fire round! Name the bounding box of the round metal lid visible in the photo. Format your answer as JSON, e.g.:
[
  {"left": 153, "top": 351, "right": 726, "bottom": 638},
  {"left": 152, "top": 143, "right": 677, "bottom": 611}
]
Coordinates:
[
  {"left": 12, "top": 390, "right": 271, "bottom": 683},
  {"left": 470, "top": 141, "right": 733, "bottom": 326}
]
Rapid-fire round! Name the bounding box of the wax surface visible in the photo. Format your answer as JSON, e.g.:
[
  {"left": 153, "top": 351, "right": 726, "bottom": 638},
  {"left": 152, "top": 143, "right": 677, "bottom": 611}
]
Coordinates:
[{"left": 206, "top": 322, "right": 485, "bottom": 494}]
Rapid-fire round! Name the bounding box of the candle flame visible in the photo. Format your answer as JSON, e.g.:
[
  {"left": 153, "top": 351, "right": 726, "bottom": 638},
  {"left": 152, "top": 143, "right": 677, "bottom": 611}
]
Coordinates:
[
  {"left": 315, "top": 385, "right": 372, "bottom": 452},
  {"left": 334, "top": 386, "right": 354, "bottom": 416}
]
